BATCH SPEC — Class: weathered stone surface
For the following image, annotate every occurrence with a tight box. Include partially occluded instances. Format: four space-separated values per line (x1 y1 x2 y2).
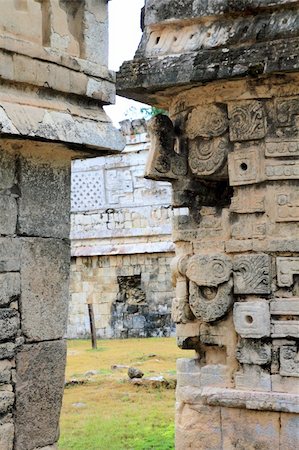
0 360 12 384
228 100 266 142
0 273 20 306
221 408 280 450
236 339 272 365
0 391 14 415
177 358 201 388
0 238 21 272
0 343 16 361
233 301 271 338
233 254 272 295
0 147 15 191
128 367 144 379
0 195 17 235
276 257 299 287
18 147 71 239
280 413 299 450
15 341 67 450
186 254 232 287
271 374 299 394
0 309 19 341
0 422 14 450
20 238 69 341
201 364 230 388
280 345 299 377
235 365 271 392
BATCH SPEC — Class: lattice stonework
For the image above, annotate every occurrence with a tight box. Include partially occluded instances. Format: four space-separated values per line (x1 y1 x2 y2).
71 171 105 212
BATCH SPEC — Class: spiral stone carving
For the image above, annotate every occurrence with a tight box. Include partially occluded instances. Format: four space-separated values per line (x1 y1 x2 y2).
188 135 229 177
228 100 266 141
186 254 232 287
186 105 228 139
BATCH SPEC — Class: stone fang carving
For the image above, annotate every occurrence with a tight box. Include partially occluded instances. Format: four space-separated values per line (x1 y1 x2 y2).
188 135 229 177
186 105 228 139
186 254 232 287
233 254 272 295
276 257 299 287
233 301 271 338
228 100 266 142
145 114 187 181
189 278 233 322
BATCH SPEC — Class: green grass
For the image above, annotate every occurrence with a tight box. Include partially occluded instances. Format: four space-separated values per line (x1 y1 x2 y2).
59 338 191 450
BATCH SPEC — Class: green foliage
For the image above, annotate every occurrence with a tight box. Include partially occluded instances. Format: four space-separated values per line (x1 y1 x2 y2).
140 106 168 119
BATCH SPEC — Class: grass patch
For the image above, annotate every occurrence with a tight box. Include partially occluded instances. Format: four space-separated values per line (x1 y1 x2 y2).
59 338 190 450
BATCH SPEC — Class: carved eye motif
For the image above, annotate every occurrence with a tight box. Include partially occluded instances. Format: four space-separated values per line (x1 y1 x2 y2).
200 286 218 301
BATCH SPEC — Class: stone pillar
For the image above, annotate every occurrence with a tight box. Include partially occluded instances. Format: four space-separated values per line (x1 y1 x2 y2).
0 1 125 449
118 1 299 448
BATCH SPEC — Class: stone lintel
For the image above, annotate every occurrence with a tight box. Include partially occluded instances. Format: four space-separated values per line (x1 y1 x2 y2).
144 0 299 26
177 386 299 413
71 241 175 257
117 37 299 105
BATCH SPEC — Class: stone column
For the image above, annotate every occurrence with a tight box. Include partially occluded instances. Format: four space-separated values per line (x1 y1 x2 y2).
118 1 299 448
0 1 125 449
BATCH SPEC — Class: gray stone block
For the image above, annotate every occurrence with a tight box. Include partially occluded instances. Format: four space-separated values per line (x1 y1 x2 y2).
0 343 16 360
18 151 71 238
0 195 17 235
236 339 272 365
0 148 15 191
0 238 21 272
0 273 20 306
15 340 67 450
0 391 14 415
0 422 14 450
0 309 19 341
280 345 299 377
20 238 70 341
0 360 12 384
233 301 270 338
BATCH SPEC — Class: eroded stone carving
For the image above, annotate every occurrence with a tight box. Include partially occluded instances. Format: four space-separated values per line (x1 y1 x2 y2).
145 114 187 181
233 254 272 295
280 345 299 377
277 257 299 286
236 339 272 365
188 135 229 178
228 101 266 142
186 105 228 139
186 254 232 287
189 278 234 322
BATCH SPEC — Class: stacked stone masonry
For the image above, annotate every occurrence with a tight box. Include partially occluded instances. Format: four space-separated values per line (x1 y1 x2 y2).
69 121 178 338
0 1 123 448
118 0 299 448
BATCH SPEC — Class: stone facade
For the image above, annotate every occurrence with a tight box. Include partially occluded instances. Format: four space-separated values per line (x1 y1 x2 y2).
69 121 177 338
0 1 123 449
118 1 299 448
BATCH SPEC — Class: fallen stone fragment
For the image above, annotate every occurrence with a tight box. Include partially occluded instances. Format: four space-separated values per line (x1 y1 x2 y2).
128 367 144 379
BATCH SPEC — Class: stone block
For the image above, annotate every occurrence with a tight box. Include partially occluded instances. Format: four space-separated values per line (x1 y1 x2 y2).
0 238 21 272
0 195 17 235
233 301 270 338
0 391 14 415
236 339 271 365
186 254 232 286
0 343 16 360
0 309 19 341
280 413 299 449
228 100 266 142
221 408 280 450
271 375 299 394
15 341 67 450
0 360 12 384
228 147 263 186
176 403 222 450
271 320 299 338
0 273 20 306
280 345 299 377
18 148 71 239
177 358 201 388
233 254 271 294
235 364 271 391
201 364 230 388
0 422 14 450
0 148 15 191
20 238 69 341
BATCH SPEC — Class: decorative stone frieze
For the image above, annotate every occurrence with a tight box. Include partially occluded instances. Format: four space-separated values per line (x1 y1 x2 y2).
118 0 299 447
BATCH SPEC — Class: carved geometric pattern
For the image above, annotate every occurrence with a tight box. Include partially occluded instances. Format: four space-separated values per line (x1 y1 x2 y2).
276 97 299 127
228 147 262 186
228 100 266 142
186 254 232 287
71 170 105 212
280 345 299 377
276 257 299 287
233 254 272 294
275 190 299 222
186 105 228 139
189 278 233 322
188 135 229 177
265 140 299 157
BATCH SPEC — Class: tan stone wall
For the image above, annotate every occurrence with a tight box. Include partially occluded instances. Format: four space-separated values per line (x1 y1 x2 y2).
68 252 175 339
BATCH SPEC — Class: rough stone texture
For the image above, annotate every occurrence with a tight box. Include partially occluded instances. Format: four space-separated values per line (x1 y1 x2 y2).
0 309 19 341
20 238 70 342
117 1 299 447
0 422 14 450
0 273 20 307
15 341 67 450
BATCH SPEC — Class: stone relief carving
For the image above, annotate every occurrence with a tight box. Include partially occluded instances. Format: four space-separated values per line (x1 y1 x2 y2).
186 105 228 139
186 254 232 287
188 135 229 178
276 257 299 286
233 254 272 295
228 100 266 142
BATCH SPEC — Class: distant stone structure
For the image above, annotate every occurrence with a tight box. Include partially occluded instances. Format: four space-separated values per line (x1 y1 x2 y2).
0 1 124 449
69 119 177 339
118 1 299 448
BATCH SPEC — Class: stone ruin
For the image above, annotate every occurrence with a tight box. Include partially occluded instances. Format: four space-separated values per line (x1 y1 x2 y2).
69 119 176 339
118 0 299 448
0 1 124 449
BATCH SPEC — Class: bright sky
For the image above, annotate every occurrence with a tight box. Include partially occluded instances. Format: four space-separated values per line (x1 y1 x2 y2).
104 0 148 126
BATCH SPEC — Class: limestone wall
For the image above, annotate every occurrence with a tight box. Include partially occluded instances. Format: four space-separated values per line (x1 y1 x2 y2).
118 1 299 448
0 0 124 448
70 122 178 338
